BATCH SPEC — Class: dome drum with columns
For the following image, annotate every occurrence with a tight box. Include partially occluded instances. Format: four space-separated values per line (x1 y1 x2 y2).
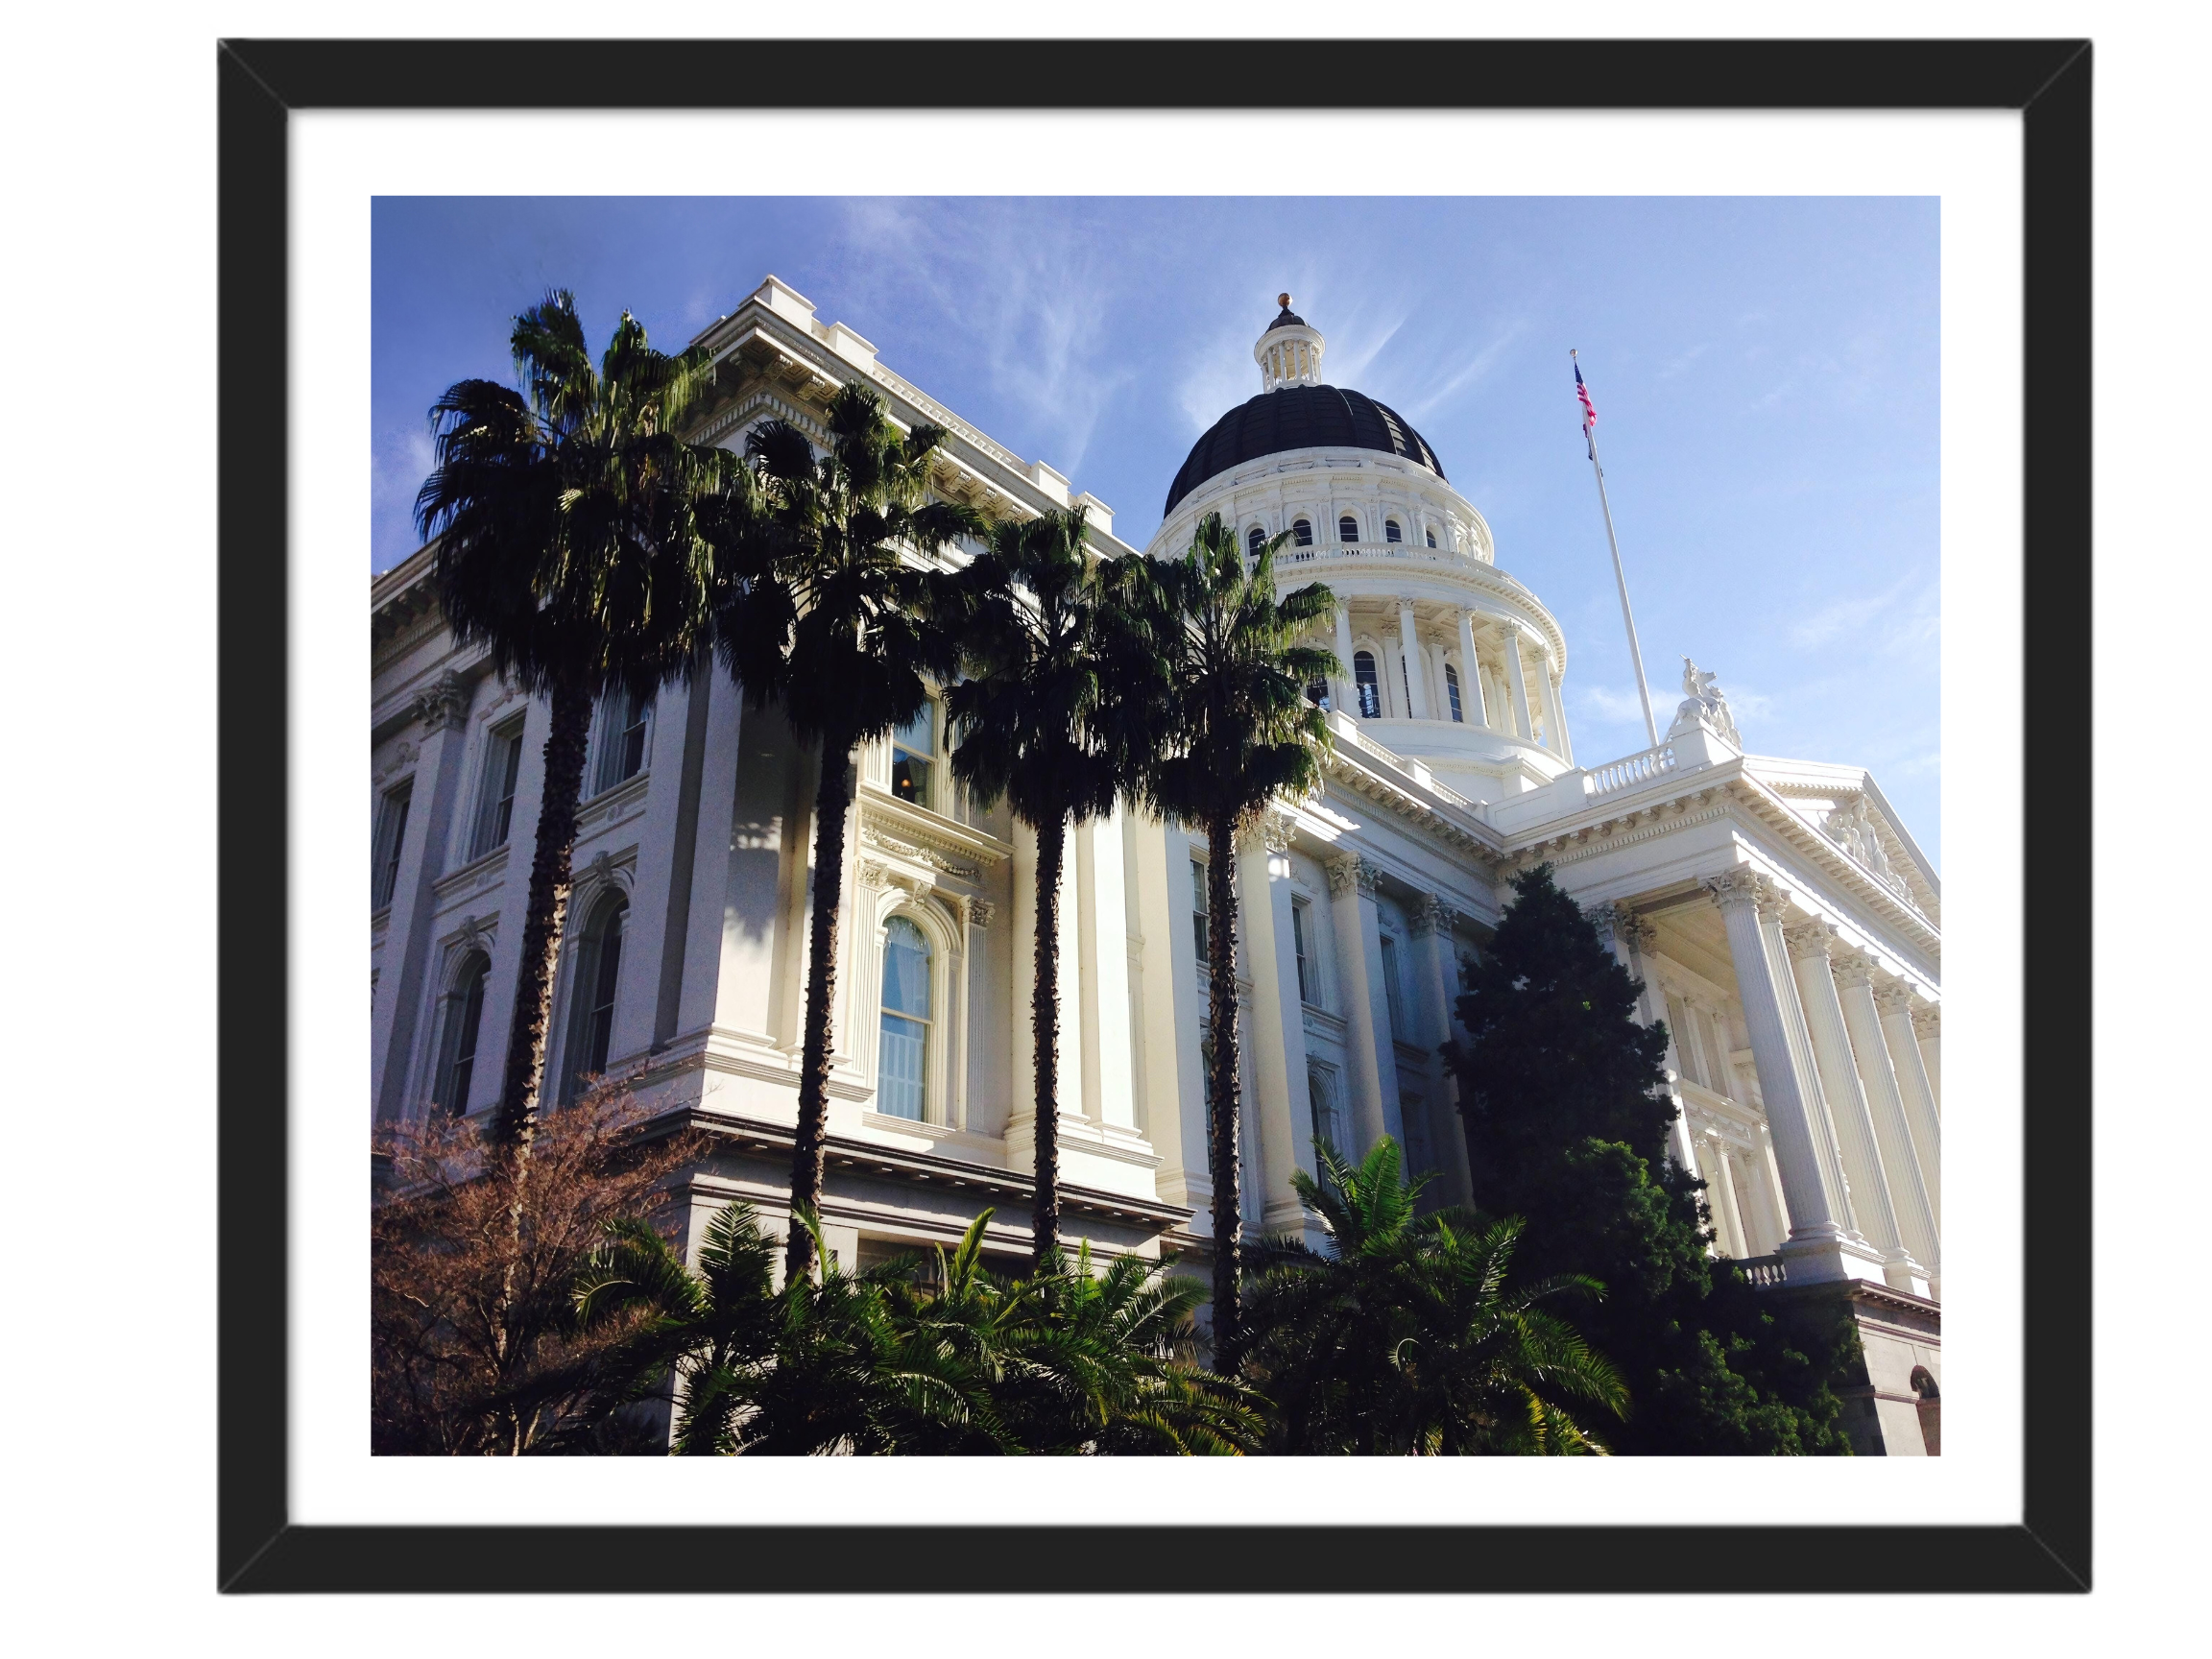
1151 300 1573 806
369 276 1943 1455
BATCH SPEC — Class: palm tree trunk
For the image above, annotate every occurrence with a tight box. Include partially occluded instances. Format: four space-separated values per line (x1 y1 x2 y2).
1204 815 1244 1359
493 676 594 1145
1028 813 1067 1272
785 738 853 1284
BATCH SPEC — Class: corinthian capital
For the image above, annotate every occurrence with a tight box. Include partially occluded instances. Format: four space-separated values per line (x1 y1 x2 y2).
1327 855 1381 899
1410 894 1455 936
1911 1001 1940 1039
1872 979 1921 1018
1700 869 1769 917
413 669 470 733
1261 807 1297 854
1782 917 1838 962
1830 947 1878 991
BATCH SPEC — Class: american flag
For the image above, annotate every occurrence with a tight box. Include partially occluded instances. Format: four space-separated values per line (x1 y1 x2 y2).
1575 360 1598 430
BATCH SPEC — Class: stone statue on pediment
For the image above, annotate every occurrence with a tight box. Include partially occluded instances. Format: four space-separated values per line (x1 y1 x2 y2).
1668 657 1741 746
1825 796 1900 889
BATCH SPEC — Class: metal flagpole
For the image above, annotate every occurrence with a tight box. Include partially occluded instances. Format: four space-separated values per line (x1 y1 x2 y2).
1574 349 1660 749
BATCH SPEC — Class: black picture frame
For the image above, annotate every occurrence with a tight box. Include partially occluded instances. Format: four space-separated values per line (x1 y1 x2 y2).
220 36 2091 1594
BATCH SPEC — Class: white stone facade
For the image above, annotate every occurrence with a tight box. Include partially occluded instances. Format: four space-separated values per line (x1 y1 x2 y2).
371 276 1943 1452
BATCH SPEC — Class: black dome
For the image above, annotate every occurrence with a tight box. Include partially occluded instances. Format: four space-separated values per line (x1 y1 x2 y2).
1165 384 1446 516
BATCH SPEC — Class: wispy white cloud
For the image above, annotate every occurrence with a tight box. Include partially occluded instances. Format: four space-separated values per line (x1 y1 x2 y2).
372 425 437 566
1657 342 1709 379
1575 683 1651 723
1402 318 1527 421
1787 572 1930 650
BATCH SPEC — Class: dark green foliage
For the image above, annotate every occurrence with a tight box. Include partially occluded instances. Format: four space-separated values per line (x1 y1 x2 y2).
1446 865 1858 1455
1240 1138 1627 1455
1109 512 1338 1353
575 1205 1259 1455
943 506 1138 1268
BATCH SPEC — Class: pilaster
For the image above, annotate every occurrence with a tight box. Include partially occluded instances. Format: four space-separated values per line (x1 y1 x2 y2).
1407 893 1475 1206
1326 854 1398 1154
1244 812 1324 1241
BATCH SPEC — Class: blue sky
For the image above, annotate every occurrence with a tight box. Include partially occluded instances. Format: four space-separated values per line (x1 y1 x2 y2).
373 195 1938 865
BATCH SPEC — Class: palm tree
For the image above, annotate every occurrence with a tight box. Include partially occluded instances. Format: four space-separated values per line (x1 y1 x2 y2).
1113 511 1336 1358
709 384 984 1284
415 291 733 1148
1241 1140 1629 1455
942 504 1134 1270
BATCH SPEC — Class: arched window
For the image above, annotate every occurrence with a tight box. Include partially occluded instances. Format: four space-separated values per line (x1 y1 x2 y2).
1353 650 1381 719
1307 673 1329 709
1911 1366 1941 1456
1309 1068 1347 1162
592 687 654 796
561 892 628 1102
1291 517 1312 547
1384 518 1403 543
432 950 490 1114
1425 527 1437 548
1445 661 1464 723
1337 514 1358 543
878 916 933 1120
1247 524 1265 555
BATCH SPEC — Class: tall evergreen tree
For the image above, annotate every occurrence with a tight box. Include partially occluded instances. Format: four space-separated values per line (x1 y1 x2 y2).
709 384 984 1284
1113 512 1336 1358
942 504 1136 1270
1446 864 1857 1455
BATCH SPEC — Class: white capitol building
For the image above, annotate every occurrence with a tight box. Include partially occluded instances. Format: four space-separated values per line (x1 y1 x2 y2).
371 277 1944 1455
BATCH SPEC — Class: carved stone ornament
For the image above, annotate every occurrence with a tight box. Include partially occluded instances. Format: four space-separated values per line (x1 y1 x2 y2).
1410 894 1454 937
1829 947 1878 990
856 858 891 890
1873 979 1922 1018
1910 1001 1939 1039
1700 869 1767 916
1823 796 1910 900
966 897 994 927
1667 656 1743 746
414 669 471 733
583 849 614 891
1261 807 1297 854
1581 901 1622 950
1782 917 1837 962
1326 855 1374 899
453 912 495 957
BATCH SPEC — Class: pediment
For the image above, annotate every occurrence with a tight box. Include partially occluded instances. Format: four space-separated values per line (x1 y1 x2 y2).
1744 757 1939 923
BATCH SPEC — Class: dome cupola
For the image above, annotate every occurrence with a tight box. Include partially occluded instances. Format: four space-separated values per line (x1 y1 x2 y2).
1256 293 1325 391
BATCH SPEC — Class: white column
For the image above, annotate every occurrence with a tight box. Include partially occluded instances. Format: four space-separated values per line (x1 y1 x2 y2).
1502 620 1536 742
371 672 473 1123
1397 598 1431 720
1075 800 1137 1130
1408 894 1475 1205
1540 648 1574 762
1787 920 1926 1293
1836 950 1939 1281
1243 812 1322 1241
1327 855 1399 1154
1702 872 1886 1284
1701 1135 1751 1258
1880 983 1944 1227
1455 608 1490 726
1911 1001 1941 1115
1428 640 1455 723
1333 601 1356 717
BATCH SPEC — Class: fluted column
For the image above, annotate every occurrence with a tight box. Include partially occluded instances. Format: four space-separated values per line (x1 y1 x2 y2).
1502 620 1536 742
1787 921 1927 1292
1702 872 1883 1283
1879 983 1944 1227
1397 598 1431 719
1334 602 1356 717
1539 647 1573 762
1703 1135 1751 1258
1911 1001 1941 1115
1408 894 1475 1205
1836 950 1939 1282
1243 811 1321 1240
1327 855 1398 1154
1455 608 1490 726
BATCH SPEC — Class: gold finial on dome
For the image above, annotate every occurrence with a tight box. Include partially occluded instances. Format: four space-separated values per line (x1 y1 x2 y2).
1278 292 1291 308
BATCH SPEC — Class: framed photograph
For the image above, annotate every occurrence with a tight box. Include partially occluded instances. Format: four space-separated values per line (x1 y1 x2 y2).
223 36 2089 1592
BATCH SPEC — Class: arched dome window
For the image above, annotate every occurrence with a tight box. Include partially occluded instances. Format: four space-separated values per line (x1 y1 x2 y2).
1384 518 1403 543
561 891 628 1103
433 950 490 1115
1425 527 1437 548
1307 671 1329 709
878 916 933 1121
1337 514 1359 543
1444 662 1464 724
1291 517 1313 547
1247 524 1265 555
1353 650 1381 719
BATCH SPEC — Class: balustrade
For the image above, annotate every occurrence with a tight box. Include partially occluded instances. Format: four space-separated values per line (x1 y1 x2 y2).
1583 743 1678 798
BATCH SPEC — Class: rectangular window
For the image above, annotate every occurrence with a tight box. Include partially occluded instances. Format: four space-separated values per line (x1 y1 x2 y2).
890 701 935 810
1446 663 1464 723
1380 933 1406 1039
372 781 412 910
471 716 525 857
1291 898 1314 1004
1190 858 1210 968
591 688 654 796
